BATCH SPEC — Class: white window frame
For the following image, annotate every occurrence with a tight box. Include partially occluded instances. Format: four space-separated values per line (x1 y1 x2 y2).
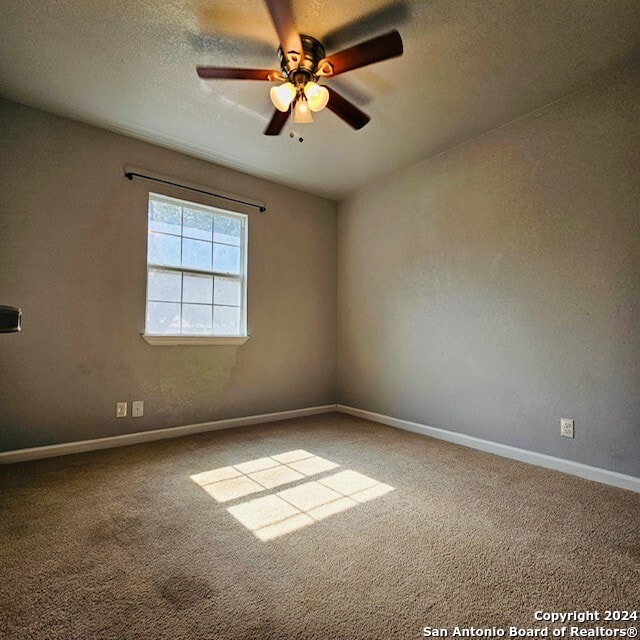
142 192 249 346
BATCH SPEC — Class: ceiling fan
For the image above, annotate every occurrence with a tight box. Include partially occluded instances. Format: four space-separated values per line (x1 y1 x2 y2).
196 0 404 136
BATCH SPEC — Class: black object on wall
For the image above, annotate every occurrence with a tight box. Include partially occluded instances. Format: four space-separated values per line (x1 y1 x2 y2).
0 305 21 332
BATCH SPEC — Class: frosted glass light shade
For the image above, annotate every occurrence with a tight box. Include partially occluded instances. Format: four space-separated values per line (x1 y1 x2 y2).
293 100 314 123
304 82 330 112
270 82 296 112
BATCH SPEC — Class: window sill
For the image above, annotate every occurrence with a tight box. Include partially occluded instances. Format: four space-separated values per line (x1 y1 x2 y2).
142 334 250 346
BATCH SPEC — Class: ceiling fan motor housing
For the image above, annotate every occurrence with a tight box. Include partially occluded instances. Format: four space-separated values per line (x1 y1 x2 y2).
278 34 326 82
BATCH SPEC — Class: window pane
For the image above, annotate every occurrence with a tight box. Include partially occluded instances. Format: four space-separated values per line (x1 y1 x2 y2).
214 214 241 246
182 304 213 335
214 305 240 335
146 195 247 339
147 269 181 302
183 274 213 304
213 243 240 274
148 232 181 267
149 200 181 235
183 207 213 241
182 238 212 271
147 301 181 334
214 277 241 306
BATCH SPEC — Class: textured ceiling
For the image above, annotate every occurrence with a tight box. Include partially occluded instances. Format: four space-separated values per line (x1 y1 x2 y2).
1 0 639 200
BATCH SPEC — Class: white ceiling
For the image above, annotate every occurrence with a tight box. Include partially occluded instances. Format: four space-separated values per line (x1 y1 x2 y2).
1 0 639 200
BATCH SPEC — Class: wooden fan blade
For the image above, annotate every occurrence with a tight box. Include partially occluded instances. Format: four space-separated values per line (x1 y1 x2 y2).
326 87 370 130
322 2 411 51
197 67 280 81
264 109 290 135
323 30 403 77
264 0 303 56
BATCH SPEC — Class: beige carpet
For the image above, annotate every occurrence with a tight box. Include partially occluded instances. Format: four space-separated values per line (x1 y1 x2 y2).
1 412 639 639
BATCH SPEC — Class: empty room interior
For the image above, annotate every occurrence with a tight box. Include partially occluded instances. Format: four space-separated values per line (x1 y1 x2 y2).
1 0 640 638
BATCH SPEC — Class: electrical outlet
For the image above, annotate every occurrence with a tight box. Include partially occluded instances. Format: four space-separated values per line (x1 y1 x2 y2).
132 401 144 418
116 402 127 418
560 418 574 438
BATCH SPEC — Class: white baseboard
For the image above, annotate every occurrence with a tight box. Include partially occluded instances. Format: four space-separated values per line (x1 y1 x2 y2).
0 404 338 465
337 405 640 494
6 403 637 494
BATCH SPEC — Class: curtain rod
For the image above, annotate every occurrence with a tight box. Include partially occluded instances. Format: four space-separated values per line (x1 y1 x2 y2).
124 171 267 213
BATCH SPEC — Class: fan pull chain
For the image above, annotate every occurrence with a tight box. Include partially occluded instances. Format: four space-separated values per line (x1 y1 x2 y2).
288 102 304 143
289 102 294 138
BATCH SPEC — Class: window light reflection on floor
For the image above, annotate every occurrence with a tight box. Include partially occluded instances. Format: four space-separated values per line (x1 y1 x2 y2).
190 450 394 541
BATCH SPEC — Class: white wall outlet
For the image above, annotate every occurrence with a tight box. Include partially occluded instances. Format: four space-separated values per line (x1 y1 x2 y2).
116 402 127 418
560 418 574 438
132 401 144 418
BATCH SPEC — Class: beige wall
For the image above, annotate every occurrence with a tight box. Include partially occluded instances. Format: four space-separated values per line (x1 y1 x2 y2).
3 61 639 476
0 99 337 451
338 63 640 477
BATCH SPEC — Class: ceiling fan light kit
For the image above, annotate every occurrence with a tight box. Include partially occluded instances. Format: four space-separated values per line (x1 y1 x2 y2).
270 81 297 111
293 98 314 124
195 0 404 136
304 82 329 112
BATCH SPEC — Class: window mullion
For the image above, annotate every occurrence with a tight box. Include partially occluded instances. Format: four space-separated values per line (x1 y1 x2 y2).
148 263 241 280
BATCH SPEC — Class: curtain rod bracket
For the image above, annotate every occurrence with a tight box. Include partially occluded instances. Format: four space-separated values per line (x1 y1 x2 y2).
124 171 266 213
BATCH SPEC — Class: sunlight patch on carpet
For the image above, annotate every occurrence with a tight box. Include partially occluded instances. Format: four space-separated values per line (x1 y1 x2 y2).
191 451 341 501
191 451 394 541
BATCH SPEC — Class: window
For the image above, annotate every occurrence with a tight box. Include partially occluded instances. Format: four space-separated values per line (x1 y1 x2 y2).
142 193 248 345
